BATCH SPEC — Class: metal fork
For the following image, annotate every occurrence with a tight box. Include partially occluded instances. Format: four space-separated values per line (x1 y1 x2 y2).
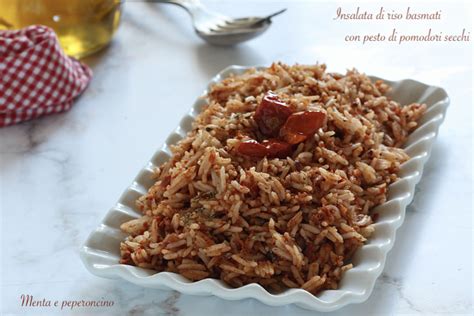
141 0 286 45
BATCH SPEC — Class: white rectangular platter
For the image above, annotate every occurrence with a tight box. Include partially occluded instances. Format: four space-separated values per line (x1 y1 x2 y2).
80 65 449 312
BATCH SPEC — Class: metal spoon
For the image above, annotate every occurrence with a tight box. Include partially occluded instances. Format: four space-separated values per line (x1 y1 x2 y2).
141 0 286 45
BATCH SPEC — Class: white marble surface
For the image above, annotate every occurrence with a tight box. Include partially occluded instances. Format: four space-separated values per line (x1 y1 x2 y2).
1 1 473 315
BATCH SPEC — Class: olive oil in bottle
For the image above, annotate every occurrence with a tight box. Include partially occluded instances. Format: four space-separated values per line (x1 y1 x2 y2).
0 0 122 58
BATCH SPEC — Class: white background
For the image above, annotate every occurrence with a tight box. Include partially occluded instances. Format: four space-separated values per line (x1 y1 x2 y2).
1 0 472 315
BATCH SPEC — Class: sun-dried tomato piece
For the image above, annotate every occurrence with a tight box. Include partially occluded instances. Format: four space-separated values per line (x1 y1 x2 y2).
280 111 326 144
237 139 293 158
281 132 307 145
236 139 269 158
262 139 293 158
254 91 293 137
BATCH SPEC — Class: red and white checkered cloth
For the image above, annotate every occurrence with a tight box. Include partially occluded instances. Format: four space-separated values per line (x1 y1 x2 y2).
0 25 92 127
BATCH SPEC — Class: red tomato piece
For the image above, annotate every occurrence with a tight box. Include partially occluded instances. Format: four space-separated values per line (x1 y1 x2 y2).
281 111 326 144
237 139 293 158
254 91 293 137
262 139 293 158
236 139 268 158
281 132 307 145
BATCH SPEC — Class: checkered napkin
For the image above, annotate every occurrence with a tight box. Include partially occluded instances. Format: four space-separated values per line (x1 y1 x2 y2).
0 25 92 127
